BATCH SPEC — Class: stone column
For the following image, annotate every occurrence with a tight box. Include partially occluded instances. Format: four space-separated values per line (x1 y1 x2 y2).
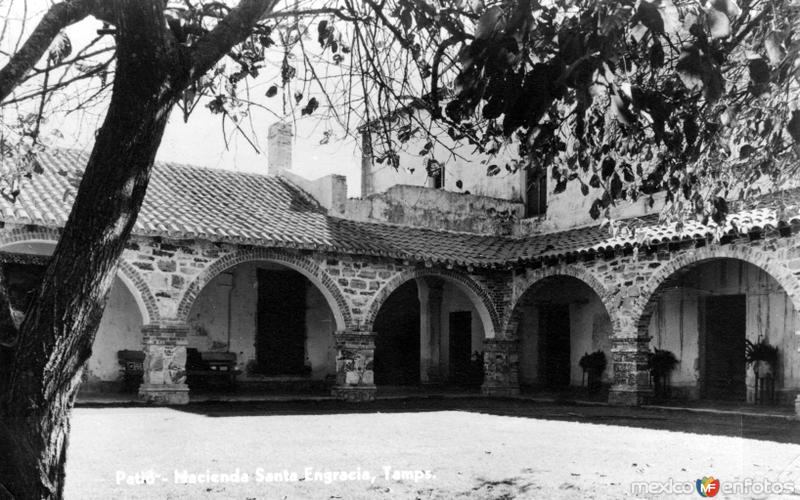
608 334 653 405
481 338 520 396
331 331 376 402
138 323 190 405
417 278 443 385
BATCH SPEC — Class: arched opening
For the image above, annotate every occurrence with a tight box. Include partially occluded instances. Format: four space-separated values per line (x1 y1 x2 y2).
86 276 144 390
186 260 337 393
372 276 487 390
0 240 146 394
643 258 799 404
512 275 614 394
374 280 420 386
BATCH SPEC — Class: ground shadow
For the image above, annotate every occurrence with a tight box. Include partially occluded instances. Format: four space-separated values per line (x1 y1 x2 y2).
84 397 800 446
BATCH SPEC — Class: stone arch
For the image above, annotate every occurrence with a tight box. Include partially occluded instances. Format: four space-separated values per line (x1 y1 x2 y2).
0 227 158 324
362 268 500 338
503 264 618 337
117 260 160 325
175 248 350 330
632 244 800 337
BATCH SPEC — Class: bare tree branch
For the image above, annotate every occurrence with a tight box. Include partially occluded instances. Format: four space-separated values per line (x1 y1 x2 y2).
187 0 280 82
0 0 98 103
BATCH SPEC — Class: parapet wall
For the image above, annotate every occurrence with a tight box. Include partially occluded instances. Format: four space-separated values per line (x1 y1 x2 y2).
344 185 525 235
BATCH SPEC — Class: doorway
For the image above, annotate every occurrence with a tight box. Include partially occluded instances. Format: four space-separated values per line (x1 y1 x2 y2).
539 304 571 388
703 294 746 400
373 281 420 385
449 311 472 385
256 269 307 375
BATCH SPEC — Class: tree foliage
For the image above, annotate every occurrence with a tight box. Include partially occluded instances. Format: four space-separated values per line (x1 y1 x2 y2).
362 0 800 225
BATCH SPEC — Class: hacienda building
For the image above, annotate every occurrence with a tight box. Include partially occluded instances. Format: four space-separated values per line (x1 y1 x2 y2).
1 122 799 415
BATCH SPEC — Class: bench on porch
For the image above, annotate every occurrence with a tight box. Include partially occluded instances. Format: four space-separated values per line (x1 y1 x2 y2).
118 350 145 393
186 349 241 390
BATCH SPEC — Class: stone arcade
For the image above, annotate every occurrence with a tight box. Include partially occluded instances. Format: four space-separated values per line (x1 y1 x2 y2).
2 123 800 415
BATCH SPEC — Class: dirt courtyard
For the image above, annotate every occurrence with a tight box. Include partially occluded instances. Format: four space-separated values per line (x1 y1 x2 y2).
64 398 800 499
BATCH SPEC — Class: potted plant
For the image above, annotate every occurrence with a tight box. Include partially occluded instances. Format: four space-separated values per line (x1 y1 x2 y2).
579 350 606 393
647 349 679 399
469 351 485 387
745 336 779 377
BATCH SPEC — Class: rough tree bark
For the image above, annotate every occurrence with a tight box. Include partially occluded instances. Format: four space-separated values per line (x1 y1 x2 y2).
0 0 279 498
0 2 180 497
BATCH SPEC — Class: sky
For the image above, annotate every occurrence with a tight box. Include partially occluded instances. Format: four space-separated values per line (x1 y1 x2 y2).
1 0 370 196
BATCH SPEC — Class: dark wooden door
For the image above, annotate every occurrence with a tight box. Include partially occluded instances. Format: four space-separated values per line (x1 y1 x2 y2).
256 269 306 375
704 295 746 400
449 311 472 385
374 281 420 385
539 304 571 388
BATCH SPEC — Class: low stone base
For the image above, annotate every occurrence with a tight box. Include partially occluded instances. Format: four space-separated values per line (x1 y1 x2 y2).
331 385 376 402
139 383 190 405
608 388 651 406
482 384 520 396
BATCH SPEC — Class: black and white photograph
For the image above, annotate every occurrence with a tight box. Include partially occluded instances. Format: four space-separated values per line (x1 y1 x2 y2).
0 0 799 498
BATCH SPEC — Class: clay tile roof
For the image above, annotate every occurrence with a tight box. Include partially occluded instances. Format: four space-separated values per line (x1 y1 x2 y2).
2 148 799 268
0 148 517 267
507 189 800 263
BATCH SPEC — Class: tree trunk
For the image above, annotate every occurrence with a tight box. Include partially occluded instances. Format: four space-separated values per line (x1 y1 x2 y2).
0 2 180 498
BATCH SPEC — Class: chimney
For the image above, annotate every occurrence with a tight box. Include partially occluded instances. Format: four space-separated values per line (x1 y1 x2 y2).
360 128 374 196
268 121 293 175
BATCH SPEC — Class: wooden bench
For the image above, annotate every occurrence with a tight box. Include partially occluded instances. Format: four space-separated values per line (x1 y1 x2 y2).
186 350 240 390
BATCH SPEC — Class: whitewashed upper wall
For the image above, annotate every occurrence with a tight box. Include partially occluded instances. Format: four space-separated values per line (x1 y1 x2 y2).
359 126 667 235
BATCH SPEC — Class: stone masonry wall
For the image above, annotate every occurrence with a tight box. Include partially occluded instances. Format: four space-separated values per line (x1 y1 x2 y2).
4 223 800 409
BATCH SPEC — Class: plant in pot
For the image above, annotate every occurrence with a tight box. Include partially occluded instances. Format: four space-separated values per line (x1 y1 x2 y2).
579 350 606 393
647 349 679 399
745 336 779 377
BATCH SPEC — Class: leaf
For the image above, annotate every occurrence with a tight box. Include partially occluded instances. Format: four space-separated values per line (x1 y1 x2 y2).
649 40 665 68
589 174 601 188
610 173 623 198
400 8 413 31
456 180 463 189
611 94 635 126
49 31 72 64
265 85 278 97
707 7 731 39
636 1 664 34
554 177 568 194
748 58 770 85
301 97 319 116
622 163 635 183
711 0 741 18
580 183 589 196
676 46 706 91
486 164 501 176
601 157 616 180
764 32 785 66
317 20 329 47
590 199 602 220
